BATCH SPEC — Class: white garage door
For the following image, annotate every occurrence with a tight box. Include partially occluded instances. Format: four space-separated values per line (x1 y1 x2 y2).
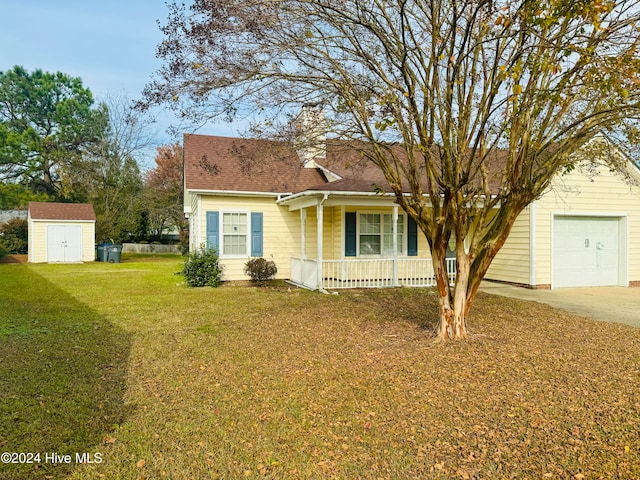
553 216 619 288
47 225 82 262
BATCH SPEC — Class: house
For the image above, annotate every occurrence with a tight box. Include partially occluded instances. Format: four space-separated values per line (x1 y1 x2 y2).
28 202 96 263
183 132 640 290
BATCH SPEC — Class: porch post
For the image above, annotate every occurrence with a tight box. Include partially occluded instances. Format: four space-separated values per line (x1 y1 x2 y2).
317 203 324 289
340 206 346 286
392 205 399 286
300 209 307 259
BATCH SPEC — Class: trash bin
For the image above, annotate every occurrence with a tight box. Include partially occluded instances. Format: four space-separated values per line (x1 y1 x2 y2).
106 244 123 263
96 243 112 262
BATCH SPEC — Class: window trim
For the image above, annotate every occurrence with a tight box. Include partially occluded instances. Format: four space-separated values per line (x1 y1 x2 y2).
355 210 407 257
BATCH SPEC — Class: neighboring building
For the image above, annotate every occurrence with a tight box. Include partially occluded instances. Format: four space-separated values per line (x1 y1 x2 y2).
28 202 96 263
183 132 640 290
0 210 27 224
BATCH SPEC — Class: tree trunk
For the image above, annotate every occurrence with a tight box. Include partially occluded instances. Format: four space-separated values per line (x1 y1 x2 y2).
430 205 525 340
433 249 470 341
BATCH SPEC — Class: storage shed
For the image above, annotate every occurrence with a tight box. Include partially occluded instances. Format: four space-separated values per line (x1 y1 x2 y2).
28 202 96 263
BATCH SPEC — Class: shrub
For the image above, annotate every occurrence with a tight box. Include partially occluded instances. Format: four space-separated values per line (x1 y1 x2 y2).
0 242 7 261
244 257 278 284
0 218 28 254
181 248 224 287
0 236 27 254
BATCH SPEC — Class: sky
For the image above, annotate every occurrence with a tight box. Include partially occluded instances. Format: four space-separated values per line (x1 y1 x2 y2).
0 0 241 163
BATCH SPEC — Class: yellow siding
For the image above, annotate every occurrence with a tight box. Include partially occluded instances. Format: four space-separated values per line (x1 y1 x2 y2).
304 208 318 259
81 223 95 262
198 195 301 281
417 227 431 259
322 206 338 260
486 207 531 285
29 221 48 263
328 207 342 260
534 163 640 286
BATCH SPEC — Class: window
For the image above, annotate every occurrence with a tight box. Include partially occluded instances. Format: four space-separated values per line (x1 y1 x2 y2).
222 212 247 255
358 212 405 255
206 211 263 257
359 213 381 254
383 214 404 254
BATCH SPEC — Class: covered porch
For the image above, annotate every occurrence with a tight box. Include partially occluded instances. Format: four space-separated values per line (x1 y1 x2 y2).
290 256 457 290
277 191 457 290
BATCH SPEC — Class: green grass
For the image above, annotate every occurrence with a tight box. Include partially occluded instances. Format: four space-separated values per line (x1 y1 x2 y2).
1 259 639 479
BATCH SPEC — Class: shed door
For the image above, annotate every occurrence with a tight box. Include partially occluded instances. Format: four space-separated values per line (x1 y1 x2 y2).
47 225 82 262
553 216 619 288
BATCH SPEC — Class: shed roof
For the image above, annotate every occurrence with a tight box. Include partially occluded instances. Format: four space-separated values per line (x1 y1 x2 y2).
29 202 96 221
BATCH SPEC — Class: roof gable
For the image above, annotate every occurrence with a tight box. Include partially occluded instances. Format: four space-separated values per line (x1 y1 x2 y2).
29 202 96 221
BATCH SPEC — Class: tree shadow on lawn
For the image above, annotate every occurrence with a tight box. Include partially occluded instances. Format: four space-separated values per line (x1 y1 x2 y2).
343 287 442 334
0 266 132 480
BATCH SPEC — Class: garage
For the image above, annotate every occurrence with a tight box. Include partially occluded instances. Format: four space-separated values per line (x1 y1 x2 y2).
28 202 96 263
553 215 622 288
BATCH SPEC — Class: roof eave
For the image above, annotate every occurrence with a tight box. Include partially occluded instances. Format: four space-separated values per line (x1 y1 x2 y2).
187 188 291 198
30 218 96 222
276 189 397 205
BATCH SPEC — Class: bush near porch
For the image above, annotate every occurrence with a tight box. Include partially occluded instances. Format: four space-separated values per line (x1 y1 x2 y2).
0 259 638 479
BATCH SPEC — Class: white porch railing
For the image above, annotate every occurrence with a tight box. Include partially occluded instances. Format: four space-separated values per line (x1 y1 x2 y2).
290 256 320 290
290 257 456 290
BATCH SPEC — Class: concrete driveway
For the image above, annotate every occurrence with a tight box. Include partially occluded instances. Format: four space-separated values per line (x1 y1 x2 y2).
479 282 640 328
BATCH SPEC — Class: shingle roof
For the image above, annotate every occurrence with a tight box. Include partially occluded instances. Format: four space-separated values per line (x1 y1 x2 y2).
183 134 328 193
29 202 96 221
183 134 506 195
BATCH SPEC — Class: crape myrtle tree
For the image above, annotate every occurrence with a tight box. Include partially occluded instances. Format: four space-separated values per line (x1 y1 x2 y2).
143 0 640 340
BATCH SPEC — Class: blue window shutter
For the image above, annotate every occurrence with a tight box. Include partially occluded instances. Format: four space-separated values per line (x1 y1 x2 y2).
251 212 263 257
407 215 418 256
206 211 219 252
345 212 356 257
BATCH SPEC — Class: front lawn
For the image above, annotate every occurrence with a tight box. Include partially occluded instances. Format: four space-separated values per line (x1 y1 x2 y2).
1 259 638 479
